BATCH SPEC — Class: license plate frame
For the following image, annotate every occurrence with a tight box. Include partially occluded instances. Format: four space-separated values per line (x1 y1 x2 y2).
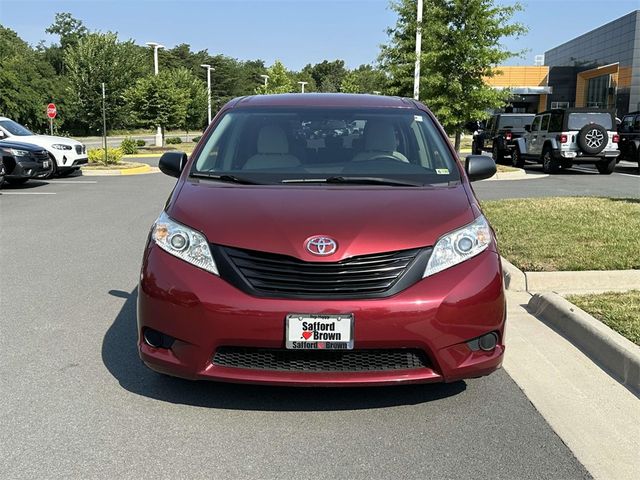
285 313 354 350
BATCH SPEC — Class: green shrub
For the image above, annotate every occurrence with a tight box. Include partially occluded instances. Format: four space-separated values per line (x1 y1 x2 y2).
136 139 146 147
120 137 138 155
88 147 124 165
192 135 202 143
166 136 183 145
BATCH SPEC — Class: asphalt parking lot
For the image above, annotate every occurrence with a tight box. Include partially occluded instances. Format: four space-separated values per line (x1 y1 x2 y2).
0 173 595 479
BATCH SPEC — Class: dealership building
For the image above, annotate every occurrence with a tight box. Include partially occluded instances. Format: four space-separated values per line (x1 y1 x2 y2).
489 10 640 116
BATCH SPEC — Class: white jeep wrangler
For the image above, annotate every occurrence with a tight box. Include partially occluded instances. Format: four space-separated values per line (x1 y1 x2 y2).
511 108 620 174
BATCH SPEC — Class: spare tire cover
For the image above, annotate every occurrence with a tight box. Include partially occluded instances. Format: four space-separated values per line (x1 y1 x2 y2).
577 124 608 154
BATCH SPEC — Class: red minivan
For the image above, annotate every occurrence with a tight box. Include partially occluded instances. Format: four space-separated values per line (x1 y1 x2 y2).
138 94 504 386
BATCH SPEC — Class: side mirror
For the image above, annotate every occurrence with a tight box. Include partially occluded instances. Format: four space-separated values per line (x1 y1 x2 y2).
159 151 187 178
465 155 496 182
524 125 531 132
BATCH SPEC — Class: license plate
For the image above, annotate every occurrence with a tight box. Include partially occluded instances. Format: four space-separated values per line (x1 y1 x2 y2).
286 314 354 350
43 161 49 168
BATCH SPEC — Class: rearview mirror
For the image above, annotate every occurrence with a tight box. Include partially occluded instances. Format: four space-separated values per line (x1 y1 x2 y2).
465 155 496 182
159 151 187 178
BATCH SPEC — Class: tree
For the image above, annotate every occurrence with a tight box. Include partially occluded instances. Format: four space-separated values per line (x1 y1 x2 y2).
255 60 293 94
341 65 387 94
65 32 146 134
45 12 88 74
169 68 208 133
302 60 348 93
379 0 527 151
0 26 61 132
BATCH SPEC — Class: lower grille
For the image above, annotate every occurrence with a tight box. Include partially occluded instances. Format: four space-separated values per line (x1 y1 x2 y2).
212 347 429 372
34 151 49 163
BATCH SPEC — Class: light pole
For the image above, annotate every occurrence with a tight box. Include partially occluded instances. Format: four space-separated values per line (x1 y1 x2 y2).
200 64 213 124
146 41 165 146
297 81 308 93
413 0 423 100
260 74 269 92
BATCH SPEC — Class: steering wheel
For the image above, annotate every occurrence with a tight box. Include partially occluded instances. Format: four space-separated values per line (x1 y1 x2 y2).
366 152 410 163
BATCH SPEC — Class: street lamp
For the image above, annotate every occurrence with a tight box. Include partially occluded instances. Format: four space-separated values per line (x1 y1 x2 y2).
297 81 308 93
146 41 165 146
413 0 423 100
200 64 213 124
260 74 269 89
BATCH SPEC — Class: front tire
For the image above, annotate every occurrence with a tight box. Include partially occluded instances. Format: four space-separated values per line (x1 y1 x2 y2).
57 168 79 178
542 146 559 174
595 158 616 175
44 153 58 179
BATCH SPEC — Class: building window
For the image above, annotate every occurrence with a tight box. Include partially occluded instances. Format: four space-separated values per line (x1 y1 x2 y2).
585 74 611 109
551 101 569 109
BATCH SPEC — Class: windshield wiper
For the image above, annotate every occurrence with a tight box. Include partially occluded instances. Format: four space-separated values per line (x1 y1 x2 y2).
190 172 263 185
282 176 424 187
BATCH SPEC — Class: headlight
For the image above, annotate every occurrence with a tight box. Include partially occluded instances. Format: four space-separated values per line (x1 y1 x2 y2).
52 144 72 150
10 149 30 157
423 215 492 278
151 211 218 275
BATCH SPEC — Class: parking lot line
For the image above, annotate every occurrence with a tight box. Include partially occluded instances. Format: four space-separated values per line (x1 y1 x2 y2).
0 192 57 195
45 180 98 184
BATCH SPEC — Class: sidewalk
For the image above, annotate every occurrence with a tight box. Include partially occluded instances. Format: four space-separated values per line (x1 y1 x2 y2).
504 290 640 480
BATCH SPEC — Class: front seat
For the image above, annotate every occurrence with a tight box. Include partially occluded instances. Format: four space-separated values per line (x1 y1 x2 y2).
243 125 301 170
351 121 409 163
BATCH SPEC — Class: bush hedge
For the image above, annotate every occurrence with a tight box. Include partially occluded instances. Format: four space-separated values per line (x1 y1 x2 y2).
166 136 182 145
120 137 138 155
88 147 124 165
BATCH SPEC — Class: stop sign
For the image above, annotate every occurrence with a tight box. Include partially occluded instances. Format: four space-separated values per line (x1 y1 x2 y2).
47 103 57 119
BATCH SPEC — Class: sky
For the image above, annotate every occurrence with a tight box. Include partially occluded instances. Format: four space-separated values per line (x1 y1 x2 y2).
0 0 638 70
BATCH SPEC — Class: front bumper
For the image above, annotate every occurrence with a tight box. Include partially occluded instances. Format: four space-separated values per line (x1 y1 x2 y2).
138 246 505 386
49 148 88 168
7 159 52 179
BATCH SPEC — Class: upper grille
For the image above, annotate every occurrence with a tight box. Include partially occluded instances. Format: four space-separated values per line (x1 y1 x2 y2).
214 245 430 299
212 347 429 372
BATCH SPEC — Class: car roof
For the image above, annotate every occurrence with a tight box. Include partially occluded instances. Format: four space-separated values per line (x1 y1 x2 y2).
538 108 615 116
496 113 535 116
231 93 418 109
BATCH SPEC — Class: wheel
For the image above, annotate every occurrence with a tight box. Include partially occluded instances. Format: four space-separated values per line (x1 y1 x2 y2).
0 159 5 189
492 143 504 164
595 158 616 175
44 153 58 179
511 147 524 168
541 146 559 174
560 160 573 169
6 178 29 185
577 124 607 155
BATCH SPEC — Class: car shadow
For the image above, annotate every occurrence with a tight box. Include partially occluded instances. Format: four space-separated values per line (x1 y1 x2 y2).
1 179 49 189
101 287 467 411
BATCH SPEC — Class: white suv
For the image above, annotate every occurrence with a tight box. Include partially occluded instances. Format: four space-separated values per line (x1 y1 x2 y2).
0 117 88 177
512 108 620 174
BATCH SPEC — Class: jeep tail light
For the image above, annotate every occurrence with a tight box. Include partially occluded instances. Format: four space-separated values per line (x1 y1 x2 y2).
504 131 512 141
612 134 619 143
558 134 568 144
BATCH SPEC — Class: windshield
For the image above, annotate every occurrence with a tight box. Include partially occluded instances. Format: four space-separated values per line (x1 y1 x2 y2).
567 112 612 130
498 115 533 129
0 119 34 136
192 108 460 185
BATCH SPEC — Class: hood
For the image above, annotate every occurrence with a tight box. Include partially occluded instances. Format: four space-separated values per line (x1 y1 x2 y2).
2 134 82 149
0 140 48 152
168 180 474 262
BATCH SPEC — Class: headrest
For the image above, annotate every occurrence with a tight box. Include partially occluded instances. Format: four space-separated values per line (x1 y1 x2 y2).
364 121 397 152
257 125 289 154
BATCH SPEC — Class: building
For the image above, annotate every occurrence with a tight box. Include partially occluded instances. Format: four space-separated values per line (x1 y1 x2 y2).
485 66 552 113
544 10 639 116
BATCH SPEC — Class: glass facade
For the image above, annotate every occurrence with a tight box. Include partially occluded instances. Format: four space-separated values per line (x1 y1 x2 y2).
545 10 639 116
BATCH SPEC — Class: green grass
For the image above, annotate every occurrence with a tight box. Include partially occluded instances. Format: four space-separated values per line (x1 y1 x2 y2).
482 197 640 271
566 291 640 345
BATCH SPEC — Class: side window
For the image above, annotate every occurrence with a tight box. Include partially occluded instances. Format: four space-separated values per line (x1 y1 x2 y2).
549 113 563 132
486 117 495 132
540 115 550 131
531 116 541 132
634 115 640 132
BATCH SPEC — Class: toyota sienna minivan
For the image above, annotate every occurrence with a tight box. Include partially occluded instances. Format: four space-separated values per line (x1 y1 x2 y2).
138 93 504 386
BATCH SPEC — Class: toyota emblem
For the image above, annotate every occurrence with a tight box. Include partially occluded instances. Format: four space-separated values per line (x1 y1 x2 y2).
306 236 338 256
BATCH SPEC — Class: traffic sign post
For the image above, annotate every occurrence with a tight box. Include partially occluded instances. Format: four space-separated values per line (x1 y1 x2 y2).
47 103 57 135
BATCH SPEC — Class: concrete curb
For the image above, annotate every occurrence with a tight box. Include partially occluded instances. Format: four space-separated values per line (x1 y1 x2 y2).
528 292 640 396
81 163 158 176
500 256 528 291
482 169 548 181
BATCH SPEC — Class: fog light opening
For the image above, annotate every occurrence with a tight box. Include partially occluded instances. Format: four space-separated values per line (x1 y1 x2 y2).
143 328 175 349
478 332 498 352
